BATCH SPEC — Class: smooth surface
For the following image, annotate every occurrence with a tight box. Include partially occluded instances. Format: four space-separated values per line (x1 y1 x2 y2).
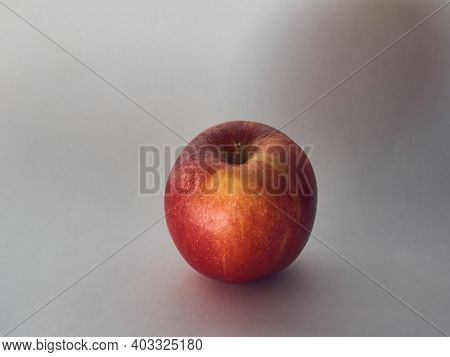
1 0 449 336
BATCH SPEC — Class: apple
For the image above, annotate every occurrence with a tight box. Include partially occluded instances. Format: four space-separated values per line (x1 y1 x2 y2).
165 121 317 283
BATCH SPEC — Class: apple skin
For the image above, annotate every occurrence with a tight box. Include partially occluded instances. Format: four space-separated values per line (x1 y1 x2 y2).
165 121 317 283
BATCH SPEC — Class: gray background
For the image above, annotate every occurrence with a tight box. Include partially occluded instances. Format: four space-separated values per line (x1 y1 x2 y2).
1 0 449 336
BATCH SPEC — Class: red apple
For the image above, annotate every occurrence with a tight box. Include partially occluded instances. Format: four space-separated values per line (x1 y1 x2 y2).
165 121 317 283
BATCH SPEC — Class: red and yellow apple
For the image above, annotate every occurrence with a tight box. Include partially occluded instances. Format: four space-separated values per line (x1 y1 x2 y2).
165 121 317 283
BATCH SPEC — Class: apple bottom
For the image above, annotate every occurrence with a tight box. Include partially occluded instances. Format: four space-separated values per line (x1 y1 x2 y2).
165 189 311 283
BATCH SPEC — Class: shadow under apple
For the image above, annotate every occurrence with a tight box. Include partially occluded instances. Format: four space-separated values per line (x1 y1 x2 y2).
159 260 321 336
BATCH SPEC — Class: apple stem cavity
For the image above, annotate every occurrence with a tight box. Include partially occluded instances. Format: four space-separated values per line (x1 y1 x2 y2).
227 139 249 165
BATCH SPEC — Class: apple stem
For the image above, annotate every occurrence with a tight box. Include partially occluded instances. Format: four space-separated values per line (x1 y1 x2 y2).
233 140 241 152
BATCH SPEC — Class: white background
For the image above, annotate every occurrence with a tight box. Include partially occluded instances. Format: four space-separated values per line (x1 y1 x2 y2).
1 337 449 356
1 0 449 336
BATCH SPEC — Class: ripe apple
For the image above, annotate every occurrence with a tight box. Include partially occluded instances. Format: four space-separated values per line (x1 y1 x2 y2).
165 121 317 283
